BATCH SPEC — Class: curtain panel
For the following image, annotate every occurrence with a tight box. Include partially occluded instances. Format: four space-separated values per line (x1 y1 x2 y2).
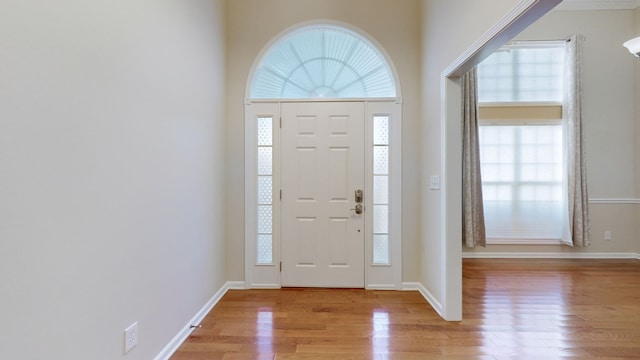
462 68 486 248
561 34 591 247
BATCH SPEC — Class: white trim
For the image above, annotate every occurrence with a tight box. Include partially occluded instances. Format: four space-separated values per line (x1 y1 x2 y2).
589 198 640 204
247 97 402 104
479 101 563 107
244 103 281 289
555 0 640 11
444 0 563 78
247 283 281 289
487 238 563 245
154 281 235 360
366 284 397 290
226 281 247 290
463 252 640 259
245 100 403 290
402 282 445 320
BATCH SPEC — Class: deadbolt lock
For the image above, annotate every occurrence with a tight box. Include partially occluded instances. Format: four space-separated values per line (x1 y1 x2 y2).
355 189 363 203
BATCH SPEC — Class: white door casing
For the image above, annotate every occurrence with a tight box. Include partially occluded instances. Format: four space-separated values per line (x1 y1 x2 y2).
280 102 365 287
244 100 402 290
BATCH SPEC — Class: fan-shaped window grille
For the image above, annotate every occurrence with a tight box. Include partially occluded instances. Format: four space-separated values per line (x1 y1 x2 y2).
250 25 397 99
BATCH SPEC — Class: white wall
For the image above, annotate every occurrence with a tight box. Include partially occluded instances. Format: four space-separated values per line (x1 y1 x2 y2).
225 0 422 282
420 0 523 316
0 1 227 359
464 9 640 256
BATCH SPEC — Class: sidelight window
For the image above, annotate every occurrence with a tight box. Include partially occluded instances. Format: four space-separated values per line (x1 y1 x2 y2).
257 116 273 264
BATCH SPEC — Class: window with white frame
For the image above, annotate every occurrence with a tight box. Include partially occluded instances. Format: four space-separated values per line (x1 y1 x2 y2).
477 41 566 244
372 115 390 264
256 116 273 264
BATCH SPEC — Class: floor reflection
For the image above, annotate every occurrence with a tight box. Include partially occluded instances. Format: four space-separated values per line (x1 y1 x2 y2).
256 308 273 353
475 269 571 355
372 309 390 355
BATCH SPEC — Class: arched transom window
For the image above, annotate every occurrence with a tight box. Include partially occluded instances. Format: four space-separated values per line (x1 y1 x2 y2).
250 25 397 99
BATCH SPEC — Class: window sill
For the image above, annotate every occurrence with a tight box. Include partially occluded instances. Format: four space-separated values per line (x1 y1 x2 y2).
486 238 563 245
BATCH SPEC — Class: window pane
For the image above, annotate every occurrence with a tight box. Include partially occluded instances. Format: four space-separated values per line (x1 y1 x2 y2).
256 116 273 265
257 176 272 205
478 45 565 103
373 205 389 234
373 116 389 145
373 146 389 174
258 147 272 175
257 235 273 264
373 235 389 264
257 117 272 146
480 124 563 239
373 175 389 204
251 26 396 98
258 205 272 234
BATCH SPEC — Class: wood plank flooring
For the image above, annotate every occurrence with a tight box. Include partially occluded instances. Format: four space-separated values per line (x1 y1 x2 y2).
171 259 640 359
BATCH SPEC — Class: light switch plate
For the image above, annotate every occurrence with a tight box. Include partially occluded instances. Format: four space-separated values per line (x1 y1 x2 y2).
124 322 138 354
430 175 440 190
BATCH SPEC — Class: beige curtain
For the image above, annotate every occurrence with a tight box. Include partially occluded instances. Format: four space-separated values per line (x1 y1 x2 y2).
462 68 486 248
561 34 591 246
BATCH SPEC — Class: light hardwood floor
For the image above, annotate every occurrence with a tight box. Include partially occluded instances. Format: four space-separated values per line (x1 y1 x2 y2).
171 259 640 359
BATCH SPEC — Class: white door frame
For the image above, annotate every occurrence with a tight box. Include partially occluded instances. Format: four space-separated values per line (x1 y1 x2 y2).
244 98 402 289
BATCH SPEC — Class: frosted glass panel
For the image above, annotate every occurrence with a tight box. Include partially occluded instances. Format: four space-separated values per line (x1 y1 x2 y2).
255 115 273 265
373 235 389 264
373 146 389 175
250 25 396 99
257 176 272 205
373 116 389 145
478 44 565 103
373 205 389 234
258 205 272 234
258 147 272 175
373 176 388 204
257 235 273 264
257 117 272 146
372 113 390 265
479 125 563 239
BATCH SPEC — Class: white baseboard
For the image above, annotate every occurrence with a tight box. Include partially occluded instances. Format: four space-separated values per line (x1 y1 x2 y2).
463 252 640 259
402 282 444 319
366 284 397 290
247 283 280 289
154 281 236 360
226 281 246 290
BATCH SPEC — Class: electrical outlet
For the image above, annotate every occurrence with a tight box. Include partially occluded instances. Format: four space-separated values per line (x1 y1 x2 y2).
124 322 138 354
604 231 612 241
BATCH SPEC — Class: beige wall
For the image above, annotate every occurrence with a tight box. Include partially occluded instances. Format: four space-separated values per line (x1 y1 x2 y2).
225 0 422 282
0 0 227 358
465 9 640 256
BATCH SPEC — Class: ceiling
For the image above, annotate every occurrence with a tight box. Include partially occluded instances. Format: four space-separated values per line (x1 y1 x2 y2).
555 0 640 10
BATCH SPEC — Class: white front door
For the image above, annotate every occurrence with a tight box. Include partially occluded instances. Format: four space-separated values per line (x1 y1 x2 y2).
281 102 365 287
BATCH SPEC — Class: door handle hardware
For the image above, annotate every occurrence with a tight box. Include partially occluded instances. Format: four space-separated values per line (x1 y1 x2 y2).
350 204 363 215
355 189 363 203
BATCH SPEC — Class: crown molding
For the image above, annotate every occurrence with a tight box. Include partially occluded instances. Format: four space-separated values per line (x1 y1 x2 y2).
555 0 640 11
